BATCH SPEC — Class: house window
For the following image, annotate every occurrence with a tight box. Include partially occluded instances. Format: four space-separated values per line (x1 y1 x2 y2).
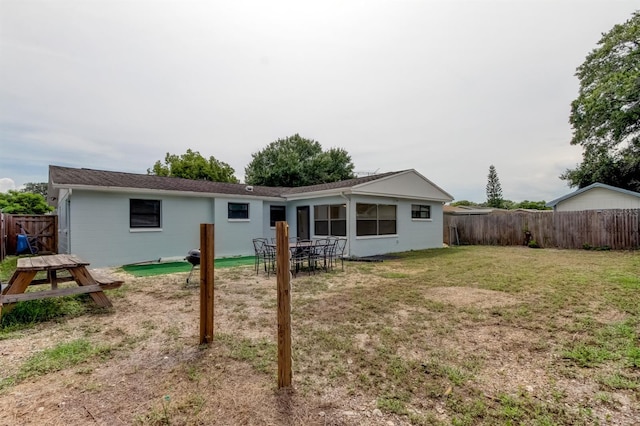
270 205 286 227
130 199 161 228
411 204 431 219
356 203 396 236
228 202 249 219
314 204 346 236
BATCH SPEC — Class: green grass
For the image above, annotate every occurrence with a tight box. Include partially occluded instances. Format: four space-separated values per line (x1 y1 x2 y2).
121 256 256 277
0 338 111 390
2 246 640 424
0 295 90 334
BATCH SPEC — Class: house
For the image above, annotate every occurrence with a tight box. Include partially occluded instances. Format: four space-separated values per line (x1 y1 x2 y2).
48 165 454 267
546 183 640 212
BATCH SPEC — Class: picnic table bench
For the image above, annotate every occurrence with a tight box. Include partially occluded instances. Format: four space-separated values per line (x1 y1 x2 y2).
0 254 124 317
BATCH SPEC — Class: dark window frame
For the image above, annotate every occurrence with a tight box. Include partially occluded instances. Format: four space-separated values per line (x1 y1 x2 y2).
228 202 249 220
269 205 286 227
356 203 397 236
314 204 347 237
411 204 431 219
130 199 161 229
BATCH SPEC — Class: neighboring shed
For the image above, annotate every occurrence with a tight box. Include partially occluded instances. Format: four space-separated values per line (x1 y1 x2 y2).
48 166 454 267
546 183 640 212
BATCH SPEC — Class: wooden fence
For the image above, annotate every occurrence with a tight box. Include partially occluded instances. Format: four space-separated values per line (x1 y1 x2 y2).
444 209 640 250
0 214 58 260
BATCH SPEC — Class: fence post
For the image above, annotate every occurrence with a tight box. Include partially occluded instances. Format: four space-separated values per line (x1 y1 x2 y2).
200 223 214 344
276 221 292 388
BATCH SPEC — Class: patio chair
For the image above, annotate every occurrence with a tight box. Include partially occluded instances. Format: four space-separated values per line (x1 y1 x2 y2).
291 239 312 277
311 238 332 272
332 238 347 271
253 238 275 276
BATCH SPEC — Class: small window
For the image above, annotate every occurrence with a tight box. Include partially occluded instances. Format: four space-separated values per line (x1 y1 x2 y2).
130 199 161 228
411 204 431 219
270 205 286 227
228 202 249 219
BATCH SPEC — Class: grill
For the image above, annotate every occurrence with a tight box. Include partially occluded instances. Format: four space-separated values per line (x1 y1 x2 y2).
185 249 200 283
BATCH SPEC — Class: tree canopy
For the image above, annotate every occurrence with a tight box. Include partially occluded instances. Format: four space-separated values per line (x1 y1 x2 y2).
0 190 54 214
244 134 355 187
148 149 239 183
486 165 504 208
563 11 640 191
21 182 48 198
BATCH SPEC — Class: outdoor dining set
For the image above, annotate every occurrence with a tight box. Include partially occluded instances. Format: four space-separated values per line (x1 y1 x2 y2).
252 237 346 277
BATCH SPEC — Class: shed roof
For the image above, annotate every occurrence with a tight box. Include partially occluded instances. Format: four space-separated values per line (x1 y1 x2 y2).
546 182 640 207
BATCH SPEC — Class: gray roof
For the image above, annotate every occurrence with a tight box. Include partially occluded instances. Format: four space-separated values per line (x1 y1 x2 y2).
546 182 640 207
48 165 410 200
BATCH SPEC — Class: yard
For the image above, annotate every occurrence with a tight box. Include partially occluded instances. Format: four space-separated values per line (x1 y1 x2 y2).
0 246 639 425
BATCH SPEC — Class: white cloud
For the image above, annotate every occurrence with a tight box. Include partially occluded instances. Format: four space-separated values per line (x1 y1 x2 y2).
0 0 635 201
0 178 17 193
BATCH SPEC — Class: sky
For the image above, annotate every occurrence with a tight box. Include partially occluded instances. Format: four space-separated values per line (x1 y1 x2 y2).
0 0 637 202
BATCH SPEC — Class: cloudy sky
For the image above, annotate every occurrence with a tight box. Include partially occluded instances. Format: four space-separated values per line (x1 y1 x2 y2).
0 0 636 202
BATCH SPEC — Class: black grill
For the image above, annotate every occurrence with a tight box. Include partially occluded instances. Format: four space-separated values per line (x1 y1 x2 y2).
186 249 200 266
185 249 200 283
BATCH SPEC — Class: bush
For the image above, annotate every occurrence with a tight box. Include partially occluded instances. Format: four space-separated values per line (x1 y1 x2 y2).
528 240 540 248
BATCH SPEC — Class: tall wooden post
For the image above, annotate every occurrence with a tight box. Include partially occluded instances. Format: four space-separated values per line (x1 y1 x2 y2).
200 223 215 344
276 221 292 388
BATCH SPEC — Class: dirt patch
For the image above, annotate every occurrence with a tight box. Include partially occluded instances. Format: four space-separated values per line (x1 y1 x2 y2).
425 286 519 308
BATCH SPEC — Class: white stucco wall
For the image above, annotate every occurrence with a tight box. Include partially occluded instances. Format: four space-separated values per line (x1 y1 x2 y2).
348 195 444 258
213 197 264 258
69 190 214 267
556 187 640 212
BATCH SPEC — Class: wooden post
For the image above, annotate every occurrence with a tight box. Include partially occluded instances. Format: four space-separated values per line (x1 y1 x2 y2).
276 221 292 388
200 223 215 344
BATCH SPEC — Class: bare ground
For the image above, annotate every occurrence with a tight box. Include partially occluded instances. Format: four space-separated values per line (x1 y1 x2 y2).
0 257 638 425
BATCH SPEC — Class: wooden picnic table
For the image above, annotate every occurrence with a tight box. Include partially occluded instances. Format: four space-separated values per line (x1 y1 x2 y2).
0 254 124 317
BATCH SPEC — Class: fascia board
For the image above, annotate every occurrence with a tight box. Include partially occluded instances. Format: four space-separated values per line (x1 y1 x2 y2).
50 184 285 201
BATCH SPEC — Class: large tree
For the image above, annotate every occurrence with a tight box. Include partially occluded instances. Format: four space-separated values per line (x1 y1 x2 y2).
148 149 239 183
21 182 48 198
563 11 640 191
486 165 504 208
244 134 355 187
0 190 53 214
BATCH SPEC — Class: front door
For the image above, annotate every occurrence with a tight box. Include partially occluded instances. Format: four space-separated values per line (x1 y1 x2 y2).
296 206 310 240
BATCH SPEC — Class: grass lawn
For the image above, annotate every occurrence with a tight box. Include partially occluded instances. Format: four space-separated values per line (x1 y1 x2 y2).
0 246 638 425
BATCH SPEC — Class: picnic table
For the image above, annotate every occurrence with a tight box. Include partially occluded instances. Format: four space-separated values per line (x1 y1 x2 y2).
0 254 123 317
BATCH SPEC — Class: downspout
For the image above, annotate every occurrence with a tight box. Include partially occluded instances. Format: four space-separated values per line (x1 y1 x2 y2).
340 192 351 257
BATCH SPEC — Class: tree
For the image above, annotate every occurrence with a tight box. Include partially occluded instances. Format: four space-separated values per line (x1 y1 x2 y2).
21 182 48 198
0 190 53 214
486 165 504 208
244 134 355 187
148 149 239 183
563 11 640 191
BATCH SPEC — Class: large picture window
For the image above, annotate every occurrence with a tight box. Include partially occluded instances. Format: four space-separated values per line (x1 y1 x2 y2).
228 202 249 219
130 199 161 228
356 203 396 236
314 204 346 236
411 204 431 219
270 205 286 227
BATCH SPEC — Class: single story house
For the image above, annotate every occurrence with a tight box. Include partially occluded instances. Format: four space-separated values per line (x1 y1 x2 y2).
48 165 454 267
546 182 640 212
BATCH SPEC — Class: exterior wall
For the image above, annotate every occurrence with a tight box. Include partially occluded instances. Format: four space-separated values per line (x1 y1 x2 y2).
355 171 451 201
262 202 288 241
68 190 214 267
556 188 640 212
213 197 264 258
348 195 444 258
56 189 71 254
